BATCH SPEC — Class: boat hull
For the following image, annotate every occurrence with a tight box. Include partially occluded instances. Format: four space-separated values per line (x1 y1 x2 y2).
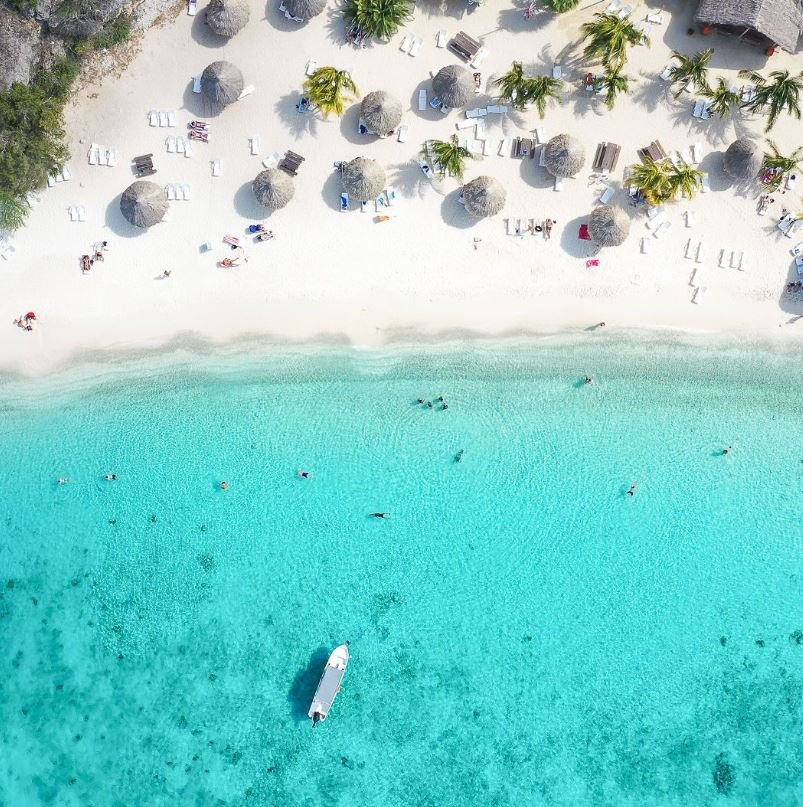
308 644 350 723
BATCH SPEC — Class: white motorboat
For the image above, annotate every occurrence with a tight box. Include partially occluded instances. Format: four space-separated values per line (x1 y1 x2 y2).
308 644 350 725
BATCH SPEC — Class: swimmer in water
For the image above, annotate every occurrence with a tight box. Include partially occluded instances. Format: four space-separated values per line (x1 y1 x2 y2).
220 481 229 490
627 483 638 497
442 403 449 410
299 470 312 479
104 474 118 481
426 401 434 409
455 450 464 463
58 477 69 485
371 512 389 519
584 376 594 385
722 446 732 455
416 398 425 404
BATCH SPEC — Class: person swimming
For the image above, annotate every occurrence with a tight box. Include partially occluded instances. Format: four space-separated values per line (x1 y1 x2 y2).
455 450 464 463
627 483 638 497
299 470 312 479
416 398 425 404
722 446 732 455
584 376 594 385
57 477 69 485
426 401 434 409
104 474 118 481
371 512 389 519
220 481 229 490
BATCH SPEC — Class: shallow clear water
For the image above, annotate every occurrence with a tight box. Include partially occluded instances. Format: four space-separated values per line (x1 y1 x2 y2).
1 338 803 806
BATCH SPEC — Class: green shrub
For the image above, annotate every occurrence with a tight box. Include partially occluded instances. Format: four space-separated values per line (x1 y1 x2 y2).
542 0 580 11
343 0 413 40
90 16 133 51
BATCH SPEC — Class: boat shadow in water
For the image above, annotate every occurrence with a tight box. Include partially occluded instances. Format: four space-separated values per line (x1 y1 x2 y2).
288 646 330 722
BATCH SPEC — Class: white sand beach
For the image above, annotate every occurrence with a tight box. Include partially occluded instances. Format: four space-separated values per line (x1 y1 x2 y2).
2 0 802 374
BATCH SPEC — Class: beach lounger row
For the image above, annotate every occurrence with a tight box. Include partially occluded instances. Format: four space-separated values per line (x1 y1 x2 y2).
149 110 177 128
88 144 118 167
716 248 746 270
165 136 194 157
165 184 192 201
67 205 87 222
47 164 72 186
692 99 712 120
399 32 423 56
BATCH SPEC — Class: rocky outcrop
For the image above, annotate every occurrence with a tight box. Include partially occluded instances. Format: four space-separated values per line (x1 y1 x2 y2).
0 5 65 90
45 0 129 39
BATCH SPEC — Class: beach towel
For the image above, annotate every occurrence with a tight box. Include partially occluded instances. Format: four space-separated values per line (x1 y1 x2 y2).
578 224 591 240
585 258 600 268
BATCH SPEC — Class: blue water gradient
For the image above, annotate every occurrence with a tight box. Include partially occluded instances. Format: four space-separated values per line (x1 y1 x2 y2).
1 338 802 805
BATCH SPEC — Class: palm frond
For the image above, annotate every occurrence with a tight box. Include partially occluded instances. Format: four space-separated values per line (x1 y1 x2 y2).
423 136 473 180
303 66 359 117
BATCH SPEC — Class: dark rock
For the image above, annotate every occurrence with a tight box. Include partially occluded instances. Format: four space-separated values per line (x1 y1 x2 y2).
45 0 128 40
713 753 735 794
0 7 66 91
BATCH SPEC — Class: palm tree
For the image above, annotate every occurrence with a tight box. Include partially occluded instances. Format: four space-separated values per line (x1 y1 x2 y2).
542 0 580 10
667 49 713 97
666 162 703 200
580 13 649 72
594 68 634 110
627 160 672 205
494 62 527 109
702 77 739 119
423 136 473 180
0 191 27 231
526 76 564 118
761 140 803 189
739 69 803 132
303 67 359 117
343 0 413 41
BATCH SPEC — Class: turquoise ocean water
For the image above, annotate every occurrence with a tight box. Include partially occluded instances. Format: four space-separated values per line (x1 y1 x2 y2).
1 337 802 806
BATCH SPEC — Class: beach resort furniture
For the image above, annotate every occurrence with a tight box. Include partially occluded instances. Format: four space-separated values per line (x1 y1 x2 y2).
685 210 695 228
304 59 318 78
149 110 159 126
184 140 193 158
700 173 710 192
778 213 796 235
107 148 117 166
193 75 202 93
409 36 423 57
640 236 651 254
474 120 485 138
0 236 16 260
554 176 563 191
167 111 177 127
552 64 562 80
262 151 281 169
357 117 369 135
659 64 673 81
535 127 546 144
718 248 728 267
695 240 704 262
498 137 511 156
469 48 488 69
437 30 448 47
791 242 803 258
692 286 707 304
250 137 260 155
239 85 255 100
680 147 693 165
646 205 664 222
176 137 185 154
97 147 108 166
279 150 305 176
634 20 651 37
77 205 86 221
606 0 621 12
68 205 78 221
787 173 798 190
212 159 222 177
418 89 427 111
465 107 487 118
399 32 414 53
360 199 370 212
61 164 72 181
166 136 177 153
515 137 534 158
639 141 667 163
456 118 476 130
668 151 681 169
482 139 492 156
159 111 168 127
538 146 546 167
188 0 197 14
599 186 614 204
732 250 744 270
166 184 176 200
419 160 434 179
593 142 621 173
487 105 507 114
690 143 702 164
397 125 408 143
647 11 664 23
449 31 481 62
652 220 671 238
88 144 99 165
340 191 349 211
223 235 240 246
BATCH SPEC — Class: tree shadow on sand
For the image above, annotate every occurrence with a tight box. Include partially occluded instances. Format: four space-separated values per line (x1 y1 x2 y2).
287 646 330 722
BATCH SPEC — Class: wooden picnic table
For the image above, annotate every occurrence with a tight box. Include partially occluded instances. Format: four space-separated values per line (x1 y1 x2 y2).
280 150 306 176
601 142 620 171
449 31 481 61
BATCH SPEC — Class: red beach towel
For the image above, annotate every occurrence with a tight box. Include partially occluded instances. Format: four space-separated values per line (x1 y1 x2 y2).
578 224 591 240
585 259 600 268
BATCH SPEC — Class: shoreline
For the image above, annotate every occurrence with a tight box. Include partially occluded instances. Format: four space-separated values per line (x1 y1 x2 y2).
2 323 803 384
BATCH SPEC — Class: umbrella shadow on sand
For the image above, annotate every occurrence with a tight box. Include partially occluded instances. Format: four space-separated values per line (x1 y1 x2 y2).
321 169 345 212
104 194 150 238
559 215 598 259
233 181 270 220
440 188 482 230
190 12 227 47
287 646 330 722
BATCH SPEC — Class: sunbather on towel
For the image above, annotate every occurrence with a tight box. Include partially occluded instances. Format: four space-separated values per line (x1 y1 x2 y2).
81 255 92 273
220 257 240 267
544 218 553 239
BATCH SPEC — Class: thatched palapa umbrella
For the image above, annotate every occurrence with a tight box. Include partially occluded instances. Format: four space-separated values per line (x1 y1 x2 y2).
544 134 585 178
361 91 403 137
284 0 326 19
201 61 245 107
341 157 386 201
589 204 630 248
253 169 295 210
206 0 250 37
432 65 475 109
462 176 506 218
723 138 762 180
120 181 168 228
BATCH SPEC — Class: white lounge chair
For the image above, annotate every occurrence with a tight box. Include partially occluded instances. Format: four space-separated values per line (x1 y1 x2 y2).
88 144 100 165
470 48 488 69
193 76 202 93
95 147 107 166
685 239 695 259
690 143 702 164
718 248 728 268
535 127 546 144
552 64 562 80
436 30 447 48
653 220 672 238
188 0 197 15
456 118 475 130
482 139 492 156
166 136 177 153
418 89 427 111
506 218 515 236
77 205 86 222
700 173 710 192
695 240 705 263
181 184 192 201
692 99 704 118
47 175 56 187
736 251 746 271
250 137 260 155
305 59 317 77
167 111 177 127
640 236 651 254
176 137 185 154
554 176 563 192
409 35 423 57
159 111 168 127
646 210 666 229
692 286 707 304
262 151 281 169
605 0 622 11
787 173 798 190
474 120 485 138
618 5 632 18
498 137 511 156
685 210 694 228
107 148 117 166
68 205 78 221
538 146 546 167
212 159 222 177
149 110 159 126
385 187 397 205
166 184 176 200
61 164 72 181
184 140 193 158
340 192 349 212
399 32 414 53
659 64 673 81
599 186 614 204
238 85 255 100
792 241 803 257
487 105 507 114
397 125 408 143
646 12 664 24
680 147 693 165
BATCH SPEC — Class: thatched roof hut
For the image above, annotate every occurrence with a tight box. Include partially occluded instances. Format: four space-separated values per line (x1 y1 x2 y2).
360 91 403 137
201 61 244 107
341 157 386 201
695 0 802 54
589 204 630 247
723 138 763 180
120 181 168 228
432 65 475 109
284 0 326 19
253 169 294 210
544 134 585 178
206 0 250 37
463 176 506 218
